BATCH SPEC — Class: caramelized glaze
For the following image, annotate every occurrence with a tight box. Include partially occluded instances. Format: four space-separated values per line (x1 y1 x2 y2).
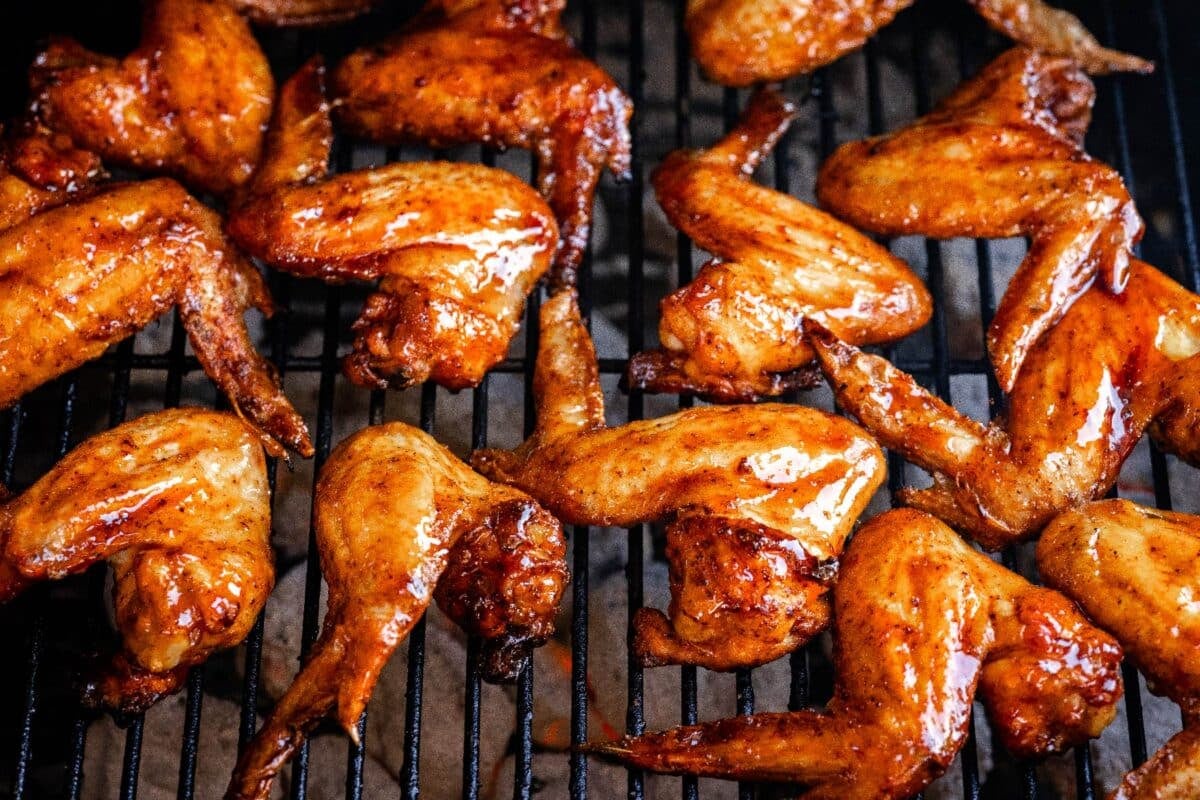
805 260 1200 548
229 0 380 26
628 88 930 402
332 0 632 288
0 409 272 714
229 60 557 392
226 422 567 800
818 47 1143 392
588 508 1122 797
475 291 884 670
686 0 1150 86
31 0 273 196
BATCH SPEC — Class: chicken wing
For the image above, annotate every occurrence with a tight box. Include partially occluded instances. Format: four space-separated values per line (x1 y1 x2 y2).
627 88 931 402
802 260 1200 549
586 508 1123 798
1039 500 1200 799
225 422 567 800
817 47 1143 392
228 59 557 391
686 0 1151 86
0 120 104 231
0 409 272 714
228 0 380 26
332 0 633 288
474 291 885 670
30 0 273 197
0 177 312 457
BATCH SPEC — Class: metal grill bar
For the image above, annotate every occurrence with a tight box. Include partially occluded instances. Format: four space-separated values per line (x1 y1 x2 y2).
4 1 1198 799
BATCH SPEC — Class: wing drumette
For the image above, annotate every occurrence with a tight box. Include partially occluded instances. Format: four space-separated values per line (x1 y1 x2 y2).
686 0 1151 87
627 88 930 402
0 174 311 457
228 59 557 392
587 508 1123 798
474 291 885 670
0 409 272 714
332 0 633 288
225 422 568 800
803 259 1200 549
1040 500 1200 799
30 0 273 197
818 47 1143 392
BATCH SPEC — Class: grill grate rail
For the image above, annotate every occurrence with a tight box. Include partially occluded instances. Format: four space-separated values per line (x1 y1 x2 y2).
3 1 1198 799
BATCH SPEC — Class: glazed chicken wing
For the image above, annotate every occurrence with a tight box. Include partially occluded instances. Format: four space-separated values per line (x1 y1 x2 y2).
1040 500 1200 799
818 47 1143 392
627 88 931 402
0 121 104 230
0 177 312 457
31 0 273 196
587 508 1123 798
803 260 1200 548
474 291 885 670
228 60 557 391
686 0 1150 87
0 409 272 714
225 422 567 800
229 0 380 26
332 0 633 288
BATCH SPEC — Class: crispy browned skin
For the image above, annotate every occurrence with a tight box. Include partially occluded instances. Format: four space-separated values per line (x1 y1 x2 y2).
587 509 1123 798
686 0 1150 86
1039 500 1200 799
474 291 885 670
818 47 1143 392
229 60 557 391
332 0 633 288
803 260 1200 549
225 422 567 800
628 88 931 402
0 178 312 457
229 0 379 26
0 409 272 714
31 0 273 196
0 121 104 231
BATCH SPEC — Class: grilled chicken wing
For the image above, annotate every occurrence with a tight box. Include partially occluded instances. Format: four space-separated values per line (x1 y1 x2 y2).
31 0 273 196
803 260 1200 549
1039 500 1200 800
0 177 312 457
0 409 271 714
0 121 104 231
229 0 380 25
332 0 633 288
627 88 931 402
228 60 557 391
225 422 567 800
818 47 1143 392
587 508 1123 798
686 0 1150 86
474 291 885 670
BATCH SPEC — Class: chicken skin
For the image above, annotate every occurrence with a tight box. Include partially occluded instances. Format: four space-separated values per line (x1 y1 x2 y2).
1039 500 1200 800
818 47 1143 392
474 291 885 670
229 0 379 26
0 121 104 231
587 508 1123 798
31 0 273 197
686 0 1151 87
803 260 1200 549
225 422 568 800
0 177 312 457
627 88 931 402
228 60 557 391
332 0 633 288
0 409 272 714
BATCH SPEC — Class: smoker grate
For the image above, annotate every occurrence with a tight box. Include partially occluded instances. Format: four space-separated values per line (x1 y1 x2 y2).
3 0 1198 798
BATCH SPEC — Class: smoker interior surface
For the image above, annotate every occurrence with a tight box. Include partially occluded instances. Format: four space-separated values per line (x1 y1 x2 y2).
1 1 1198 798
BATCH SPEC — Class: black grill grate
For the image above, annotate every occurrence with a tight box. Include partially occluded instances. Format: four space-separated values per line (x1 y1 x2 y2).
3 1 1199 798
